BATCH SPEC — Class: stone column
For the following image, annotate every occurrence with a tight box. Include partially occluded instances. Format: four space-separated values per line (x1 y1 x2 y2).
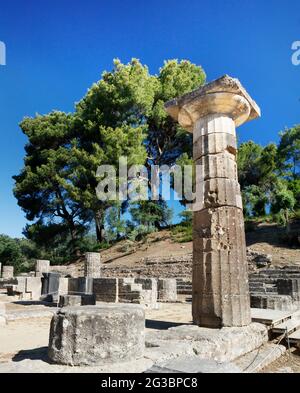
2 266 14 280
165 75 261 328
85 252 101 278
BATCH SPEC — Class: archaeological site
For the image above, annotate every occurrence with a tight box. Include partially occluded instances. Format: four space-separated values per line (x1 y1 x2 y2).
1 1 300 381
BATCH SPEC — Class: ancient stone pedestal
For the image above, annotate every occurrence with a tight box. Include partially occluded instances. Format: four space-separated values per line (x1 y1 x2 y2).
85 252 101 278
165 75 261 327
48 304 145 365
2 266 14 280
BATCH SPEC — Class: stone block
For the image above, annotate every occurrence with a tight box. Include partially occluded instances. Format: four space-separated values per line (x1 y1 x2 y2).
41 272 62 301
93 278 118 302
48 304 145 365
195 153 238 182
59 294 96 307
193 178 242 211
26 277 42 297
277 278 300 301
35 260 50 274
193 132 237 160
59 294 82 307
15 276 26 293
2 266 14 280
85 252 101 278
194 115 236 140
158 279 177 302
250 293 295 311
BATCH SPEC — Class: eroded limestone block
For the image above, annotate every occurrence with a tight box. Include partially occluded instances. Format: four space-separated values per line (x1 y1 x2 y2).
193 132 237 160
58 294 96 307
195 153 238 182
93 278 118 302
48 304 145 365
193 178 242 211
194 115 236 140
26 277 42 300
35 260 50 274
2 266 14 280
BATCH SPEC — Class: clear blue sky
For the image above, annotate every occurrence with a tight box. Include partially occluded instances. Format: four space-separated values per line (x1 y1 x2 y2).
0 0 299 237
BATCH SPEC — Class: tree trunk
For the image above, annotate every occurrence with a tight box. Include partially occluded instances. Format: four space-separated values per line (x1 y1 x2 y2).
95 210 105 243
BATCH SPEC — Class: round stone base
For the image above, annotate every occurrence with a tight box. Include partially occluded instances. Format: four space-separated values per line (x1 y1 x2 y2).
48 304 145 366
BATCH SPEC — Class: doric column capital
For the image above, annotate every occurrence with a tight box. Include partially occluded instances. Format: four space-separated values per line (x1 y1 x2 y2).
165 75 261 132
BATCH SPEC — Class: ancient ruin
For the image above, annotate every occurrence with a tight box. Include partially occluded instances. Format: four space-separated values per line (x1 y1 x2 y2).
48 304 145 366
165 75 261 328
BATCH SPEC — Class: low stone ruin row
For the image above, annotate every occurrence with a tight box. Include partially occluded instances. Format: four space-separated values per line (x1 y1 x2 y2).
1 251 300 312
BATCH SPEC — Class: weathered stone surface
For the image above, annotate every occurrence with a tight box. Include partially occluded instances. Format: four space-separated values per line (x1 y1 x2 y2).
48 304 145 366
2 266 14 280
193 207 250 327
145 323 268 363
59 294 81 307
165 75 260 328
194 115 237 138
26 277 42 300
195 153 238 182
247 248 272 269
93 278 118 302
193 178 242 211
193 132 237 160
35 260 50 274
164 75 260 131
147 356 241 373
277 278 300 301
59 294 96 307
250 293 295 311
93 277 158 308
68 277 93 295
158 279 177 302
85 252 101 278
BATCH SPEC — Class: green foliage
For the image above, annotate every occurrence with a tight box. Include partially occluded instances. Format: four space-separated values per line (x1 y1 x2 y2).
127 225 156 242
271 182 296 214
130 200 173 231
104 204 127 244
179 209 193 226
0 235 40 273
243 185 269 217
171 224 192 243
278 125 300 179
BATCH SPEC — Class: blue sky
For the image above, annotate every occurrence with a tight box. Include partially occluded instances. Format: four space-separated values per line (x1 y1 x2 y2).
0 0 299 237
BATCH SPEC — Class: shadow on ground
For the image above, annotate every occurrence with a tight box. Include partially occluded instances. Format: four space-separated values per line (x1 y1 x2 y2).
12 347 51 363
146 319 192 330
12 301 56 307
